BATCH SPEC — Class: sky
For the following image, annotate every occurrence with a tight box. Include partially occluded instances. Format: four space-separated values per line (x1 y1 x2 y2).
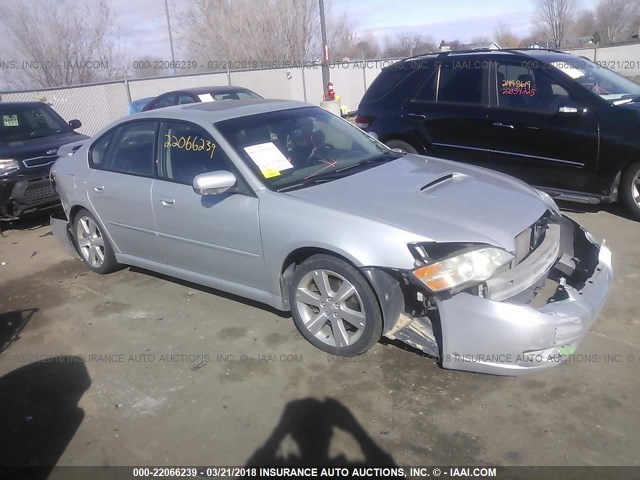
111 0 599 59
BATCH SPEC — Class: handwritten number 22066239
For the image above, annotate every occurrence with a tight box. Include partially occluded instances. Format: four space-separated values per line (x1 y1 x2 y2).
164 135 216 159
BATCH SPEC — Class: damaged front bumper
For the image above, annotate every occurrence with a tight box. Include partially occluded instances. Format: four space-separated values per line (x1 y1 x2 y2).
0 173 59 220
376 215 613 376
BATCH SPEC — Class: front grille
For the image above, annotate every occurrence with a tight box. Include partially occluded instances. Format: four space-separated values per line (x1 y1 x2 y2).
23 180 58 204
22 155 57 169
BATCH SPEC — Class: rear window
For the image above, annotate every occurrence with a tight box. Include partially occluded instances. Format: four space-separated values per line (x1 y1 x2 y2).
361 66 420 102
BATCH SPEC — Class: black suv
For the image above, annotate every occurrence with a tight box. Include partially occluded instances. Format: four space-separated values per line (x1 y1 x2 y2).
0 102 87 220
356 49 640 219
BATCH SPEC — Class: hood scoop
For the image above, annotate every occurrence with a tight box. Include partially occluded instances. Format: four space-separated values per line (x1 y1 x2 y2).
420 172 468 192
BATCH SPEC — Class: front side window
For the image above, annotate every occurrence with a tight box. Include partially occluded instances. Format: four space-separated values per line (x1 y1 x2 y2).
89 121 156 176
158 121 233 185
216 106 401 192
496 61 573 114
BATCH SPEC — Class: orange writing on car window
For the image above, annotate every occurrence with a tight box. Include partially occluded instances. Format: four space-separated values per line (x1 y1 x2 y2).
164 135 216 159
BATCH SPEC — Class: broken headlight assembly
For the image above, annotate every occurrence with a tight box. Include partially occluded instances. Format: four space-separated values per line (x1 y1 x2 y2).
411 247 514 293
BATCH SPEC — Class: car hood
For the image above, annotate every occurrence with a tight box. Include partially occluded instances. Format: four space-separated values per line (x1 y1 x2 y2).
285 155 549 251
0 131 89 159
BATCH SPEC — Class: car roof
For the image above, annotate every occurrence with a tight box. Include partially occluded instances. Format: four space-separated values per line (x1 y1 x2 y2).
127 99 312 123
0 101 49 108
160 86 256 96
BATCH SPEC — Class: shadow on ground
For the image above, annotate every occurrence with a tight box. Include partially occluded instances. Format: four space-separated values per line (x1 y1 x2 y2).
0 211 58 236
557 200 637 221
0 309 37 355
0 356 91 480
246 397 396 469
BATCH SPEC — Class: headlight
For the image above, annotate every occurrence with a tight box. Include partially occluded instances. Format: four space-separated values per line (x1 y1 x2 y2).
412 247 514 293
537 189 560 216
0 159 19 176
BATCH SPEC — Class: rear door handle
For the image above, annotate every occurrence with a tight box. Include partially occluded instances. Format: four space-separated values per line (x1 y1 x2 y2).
492 122 515 129
408 112 427 119
93 184 104 192
159 197 175 207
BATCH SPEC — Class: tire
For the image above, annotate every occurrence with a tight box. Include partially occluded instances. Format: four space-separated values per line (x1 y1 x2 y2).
385 139 419 154
289 254 383 356
620 162 640 221
73 208 119 274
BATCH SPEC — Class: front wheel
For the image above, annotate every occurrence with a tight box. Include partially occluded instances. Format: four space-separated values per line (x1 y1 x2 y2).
73 209 119 274
620 162 640 220
289 254 383 356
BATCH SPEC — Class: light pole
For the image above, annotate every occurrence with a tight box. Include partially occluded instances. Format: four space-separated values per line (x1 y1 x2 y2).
319 0 330 98
164 0 177 75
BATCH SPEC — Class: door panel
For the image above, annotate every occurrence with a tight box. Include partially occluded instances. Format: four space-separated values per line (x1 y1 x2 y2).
407 60 491 165
151 121 266 290
486 61 599 191
88 171 163 262
86 121 164 262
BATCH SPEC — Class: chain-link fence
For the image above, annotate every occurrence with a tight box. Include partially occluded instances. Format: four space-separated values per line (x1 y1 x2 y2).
0 61 392 136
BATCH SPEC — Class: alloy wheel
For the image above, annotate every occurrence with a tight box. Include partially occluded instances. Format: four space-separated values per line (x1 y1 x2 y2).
76 215 106 268
295 269 367 348
632 169 640 207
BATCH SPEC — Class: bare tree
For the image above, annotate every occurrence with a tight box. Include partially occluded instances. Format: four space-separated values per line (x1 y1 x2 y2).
0 0 123 89
179 0 360 66
494 24 522 48
595 0 640 45
534 0 579 47
382 34 435 58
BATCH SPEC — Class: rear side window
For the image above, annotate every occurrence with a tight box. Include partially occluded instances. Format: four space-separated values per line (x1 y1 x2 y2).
362 66 417 102
89 121 157 177
437 62 485 105
411 70 438 102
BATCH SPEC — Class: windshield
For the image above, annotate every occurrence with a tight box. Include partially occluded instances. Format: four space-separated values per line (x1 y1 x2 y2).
0 104 72 143
551 59 640 103
216 107 401 191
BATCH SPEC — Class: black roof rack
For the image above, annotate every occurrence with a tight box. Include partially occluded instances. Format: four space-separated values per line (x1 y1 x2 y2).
400 47 568 63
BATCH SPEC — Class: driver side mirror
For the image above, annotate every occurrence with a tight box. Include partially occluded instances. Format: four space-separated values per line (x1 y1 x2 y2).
69 119 82 129
193 171 236 196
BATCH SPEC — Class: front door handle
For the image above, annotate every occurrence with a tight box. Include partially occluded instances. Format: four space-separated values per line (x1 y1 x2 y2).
492 122 515 129
159 197 175 207
93 184 104 192
408 112 427 119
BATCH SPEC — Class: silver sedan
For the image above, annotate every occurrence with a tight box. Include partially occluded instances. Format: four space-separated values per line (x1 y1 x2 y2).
50 100 613 375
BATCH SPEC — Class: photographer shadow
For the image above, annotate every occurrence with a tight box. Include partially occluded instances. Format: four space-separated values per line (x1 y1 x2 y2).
0 356 91 480
245 397 396 468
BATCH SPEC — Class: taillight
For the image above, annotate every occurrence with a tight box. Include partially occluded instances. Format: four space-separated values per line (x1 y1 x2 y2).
355 115 371 130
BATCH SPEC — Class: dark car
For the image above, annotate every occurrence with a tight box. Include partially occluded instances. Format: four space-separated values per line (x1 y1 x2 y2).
127 96 154 115
0 102 88 220
356 49 640 219
142 86 262 112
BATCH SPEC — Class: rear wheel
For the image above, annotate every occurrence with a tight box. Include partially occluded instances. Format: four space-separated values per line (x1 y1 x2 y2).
73 209 119 274
385 139 419 154
620 162 640 220
289 254 383 356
